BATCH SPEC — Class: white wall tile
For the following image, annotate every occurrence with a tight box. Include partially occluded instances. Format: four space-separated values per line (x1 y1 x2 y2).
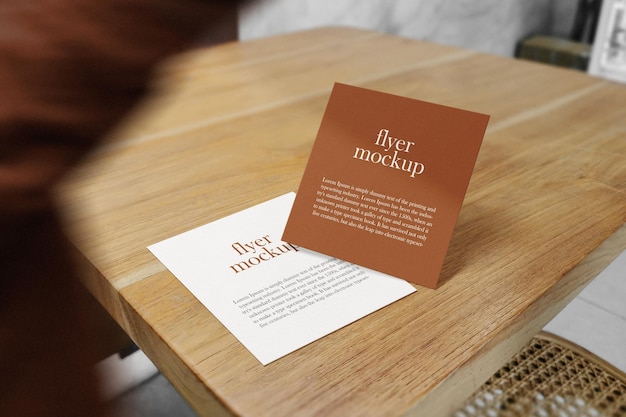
544 250 626 374
577 250 626 319
544 297 626 373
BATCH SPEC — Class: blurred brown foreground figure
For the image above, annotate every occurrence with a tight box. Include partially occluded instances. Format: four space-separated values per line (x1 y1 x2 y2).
0 1 244 415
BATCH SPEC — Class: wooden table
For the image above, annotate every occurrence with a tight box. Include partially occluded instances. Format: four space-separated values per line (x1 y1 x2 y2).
57 28 626 417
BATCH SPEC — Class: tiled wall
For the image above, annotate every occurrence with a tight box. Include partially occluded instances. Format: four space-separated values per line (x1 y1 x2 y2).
240 0 577 57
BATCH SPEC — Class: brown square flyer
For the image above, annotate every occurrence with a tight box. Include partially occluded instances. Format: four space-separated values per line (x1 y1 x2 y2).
282 83 489 288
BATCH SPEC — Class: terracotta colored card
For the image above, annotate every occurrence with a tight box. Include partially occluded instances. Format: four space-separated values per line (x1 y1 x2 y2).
282 83 489 288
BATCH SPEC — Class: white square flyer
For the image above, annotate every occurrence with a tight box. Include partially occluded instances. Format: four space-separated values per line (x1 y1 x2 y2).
148 193 416 365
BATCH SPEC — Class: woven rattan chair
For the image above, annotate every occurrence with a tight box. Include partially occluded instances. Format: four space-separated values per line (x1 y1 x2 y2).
454 332 626 417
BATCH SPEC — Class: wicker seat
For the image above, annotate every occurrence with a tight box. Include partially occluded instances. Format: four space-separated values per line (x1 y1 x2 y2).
454 332 626 417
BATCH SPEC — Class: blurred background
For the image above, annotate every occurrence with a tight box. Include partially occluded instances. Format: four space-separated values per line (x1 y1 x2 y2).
238 0 579 57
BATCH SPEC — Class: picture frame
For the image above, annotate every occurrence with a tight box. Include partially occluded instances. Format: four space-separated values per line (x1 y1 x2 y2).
588 0 626 83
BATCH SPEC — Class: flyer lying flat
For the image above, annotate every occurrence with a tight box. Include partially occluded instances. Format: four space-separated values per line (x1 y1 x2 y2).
148 193 416 365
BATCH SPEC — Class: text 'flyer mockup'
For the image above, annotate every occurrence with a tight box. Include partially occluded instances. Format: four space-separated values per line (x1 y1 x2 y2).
283 83 489 288
148 193 416 365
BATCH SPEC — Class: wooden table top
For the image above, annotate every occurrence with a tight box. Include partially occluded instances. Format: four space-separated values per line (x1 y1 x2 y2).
57 28 626 417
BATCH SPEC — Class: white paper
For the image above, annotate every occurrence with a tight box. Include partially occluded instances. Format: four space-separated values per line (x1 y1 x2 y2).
589 0 626 83
148 193 416 365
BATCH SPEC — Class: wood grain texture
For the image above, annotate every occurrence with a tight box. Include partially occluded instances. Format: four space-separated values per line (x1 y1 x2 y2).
56 28 626 417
